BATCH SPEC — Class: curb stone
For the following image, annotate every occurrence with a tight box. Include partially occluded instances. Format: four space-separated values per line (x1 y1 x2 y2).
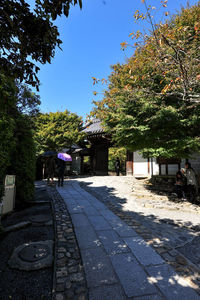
48 185 88 300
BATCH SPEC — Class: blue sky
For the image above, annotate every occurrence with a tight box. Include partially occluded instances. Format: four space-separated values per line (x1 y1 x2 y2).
35 0 198 119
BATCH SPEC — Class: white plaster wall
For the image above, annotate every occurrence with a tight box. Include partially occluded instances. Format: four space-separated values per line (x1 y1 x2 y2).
151 158 159 176
134 152 148 176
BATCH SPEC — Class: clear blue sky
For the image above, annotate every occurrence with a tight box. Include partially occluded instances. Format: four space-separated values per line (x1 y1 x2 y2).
34 0 198 119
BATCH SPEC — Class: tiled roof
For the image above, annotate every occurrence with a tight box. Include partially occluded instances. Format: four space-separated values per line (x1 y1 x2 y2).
83 119 104 134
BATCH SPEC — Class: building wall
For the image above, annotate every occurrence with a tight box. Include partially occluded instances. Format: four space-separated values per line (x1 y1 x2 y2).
127 151 200 177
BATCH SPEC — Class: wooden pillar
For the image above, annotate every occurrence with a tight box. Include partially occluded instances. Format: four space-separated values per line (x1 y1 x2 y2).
126 151 133 176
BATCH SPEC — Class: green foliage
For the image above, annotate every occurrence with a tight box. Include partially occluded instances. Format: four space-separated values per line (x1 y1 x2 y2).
9 115 36 203
108 147 126 172
0 115 15 201
0 0 82 89
0 75 40 203
92 3 200 158
34 110 84 154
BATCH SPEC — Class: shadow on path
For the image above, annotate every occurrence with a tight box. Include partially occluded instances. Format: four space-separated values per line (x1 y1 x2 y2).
76 179 200 295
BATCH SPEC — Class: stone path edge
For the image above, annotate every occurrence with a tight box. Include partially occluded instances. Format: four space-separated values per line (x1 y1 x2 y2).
48 185 88 300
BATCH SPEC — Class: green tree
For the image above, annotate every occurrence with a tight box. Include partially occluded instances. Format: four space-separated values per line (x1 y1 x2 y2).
92 3 200 158
0 0 82 89
108 147 126 172
0 75 40 204
34 110 84 154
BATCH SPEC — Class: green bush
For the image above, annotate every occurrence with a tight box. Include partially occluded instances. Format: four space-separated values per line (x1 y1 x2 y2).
9 115 36 204
0 75 39 205
0 115 15 202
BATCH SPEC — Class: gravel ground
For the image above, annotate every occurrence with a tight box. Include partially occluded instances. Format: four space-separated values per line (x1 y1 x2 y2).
76 176 200 227
0 187 54 300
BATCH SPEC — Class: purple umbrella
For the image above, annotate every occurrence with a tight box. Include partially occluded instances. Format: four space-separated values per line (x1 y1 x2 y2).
57 153 72 162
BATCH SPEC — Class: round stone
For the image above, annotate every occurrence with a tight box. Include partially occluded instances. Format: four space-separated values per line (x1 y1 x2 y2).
18 244 50 262
8 240 53 270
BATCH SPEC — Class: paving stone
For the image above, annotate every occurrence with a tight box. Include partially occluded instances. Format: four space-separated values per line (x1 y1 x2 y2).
146 264 200 300
65 280 72 289
100 209 121 221
161 252 176 263
81 247 118 288
89 284 126 300
90 199 107 211
132 294 164 299
71 214 90 228
112 221 139 238
175 255 188 266
83 206 100 217
55 293 65 300
70 273 84 283
74 226 101 250
178 236 200 267
66 202 83 214
124 237 165 266
110 252 158 297
97 230 129 255
76 199 91 208
88 216 112 231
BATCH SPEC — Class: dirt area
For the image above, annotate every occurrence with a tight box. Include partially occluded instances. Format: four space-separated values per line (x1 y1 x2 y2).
0 185 54 300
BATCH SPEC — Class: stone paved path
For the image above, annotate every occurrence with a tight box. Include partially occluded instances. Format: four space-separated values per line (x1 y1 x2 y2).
56 180 200 300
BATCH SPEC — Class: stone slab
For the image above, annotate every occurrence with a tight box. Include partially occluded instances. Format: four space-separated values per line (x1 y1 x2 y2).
124 237 165 266
100 209 121 222
76 199 91 208
66 202 83 214
178 236 200 267
97 230 129 255
83 206 100 217
89 284 126 300
132 295 164 300
81 247 118 288
146 264 200 300
90 200 107 211
110 219 139 237
88 216 112 231
71 213 90 228
110 253 158 297
74 226 101 249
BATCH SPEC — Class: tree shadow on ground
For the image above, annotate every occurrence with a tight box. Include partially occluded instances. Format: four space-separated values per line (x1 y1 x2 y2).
74 179 200 296
142 177 200 206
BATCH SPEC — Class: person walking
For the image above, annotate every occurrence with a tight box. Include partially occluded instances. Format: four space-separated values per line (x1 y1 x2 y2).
57 158 66 187
46 156 56 183
184 162 197 203
115 157 120 176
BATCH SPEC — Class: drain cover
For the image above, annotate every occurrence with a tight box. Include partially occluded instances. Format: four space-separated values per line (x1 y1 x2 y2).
19 244 50 262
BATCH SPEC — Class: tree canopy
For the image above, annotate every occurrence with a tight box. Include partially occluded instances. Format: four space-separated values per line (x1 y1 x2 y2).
34 110 84 154
92 3 200 158
0 0 82 89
